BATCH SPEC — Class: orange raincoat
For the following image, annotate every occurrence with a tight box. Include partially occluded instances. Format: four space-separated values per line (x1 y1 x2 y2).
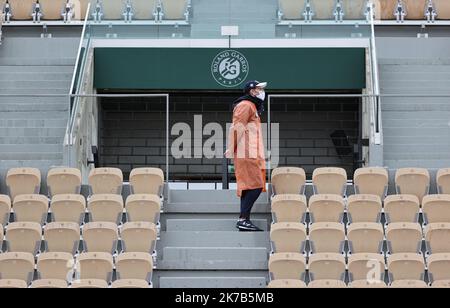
226 100 266 197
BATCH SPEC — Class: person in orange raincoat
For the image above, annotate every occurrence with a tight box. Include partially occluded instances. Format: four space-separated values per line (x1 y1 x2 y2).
225 80 267 231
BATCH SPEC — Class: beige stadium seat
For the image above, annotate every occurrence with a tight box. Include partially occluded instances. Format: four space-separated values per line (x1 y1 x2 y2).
111 279 150 288
313 0 335 20
50 194 86 224
0 252 35 283
434 0 450 19
428 253 450 283
373 0 396 20
5 222 42 255
88 194 123 224
44 222 80 254
267 279 306 288
270 222 306 253
8 0 35 20
432 280 450 288
308 279 346 288
6 167 41 201
395 168 430 204
130 0 158 20
308 253 346 281
120 222 157 253
309 222 345 254
130 167 164 195
97 0 123 19
425 223 450 254
125 194 161 224
88 167 123 195
268 252 306 280
347 223 384 254
271 167 306 195
115 252 153 281
386 222 423 254
0 279 28 288
348 253 386 282
271 194 307 223
390 280 428 288
76 252 113 282
47 167 81 196
347 194 382 224
384 194 420 223
70 279 108 288
353 167 388 199
37 252 74 281
72 0 90 20
308 194 345 224
437 168 450 194
160 0 189 20
422 194 450 224
0 195 11 226
278 0 306 20
0 223 3 251
403 0 426 19
312 167 347 196
39 0 66 19
387 253 425 282
82 222 118 253
30 279 68 288
12 194 48 224
342 0 367 20
349 280 387 288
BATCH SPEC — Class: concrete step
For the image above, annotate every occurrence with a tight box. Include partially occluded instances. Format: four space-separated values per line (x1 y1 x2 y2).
166 219 268 231
0 152 63 160
380 80 450 89
159 247 268 270
169 189 269 203
0 103 69 112
0 80 71 89
0 136 63 144
0 58 76 66
0 119 67 128
0 65 75 73
158 231 270 248
0 72 73 81
0 89 68 95
380 72 450 81
0 96 69 104
157 274 268 288
165 202 271 214
0 127 66 137
0 111 68 119
0 144 64 153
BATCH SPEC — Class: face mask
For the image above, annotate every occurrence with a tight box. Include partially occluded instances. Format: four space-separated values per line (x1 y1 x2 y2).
256 90 265 101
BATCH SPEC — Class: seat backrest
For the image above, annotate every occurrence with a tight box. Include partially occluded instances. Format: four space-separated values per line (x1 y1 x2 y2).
271 194 307 223
308 253 346 280
82 222 118 253
161 0 188 20
434 0 450 19
0 279 28 288
428 253 450 282
353 167 388 199
47 167 82 196
88 194 124 223
70 279 108 288
13 194 48 224
308 194 344 223
422 194 450 224
0 252 35 282
278 0 306 20
268 252 305 280
347 223 384 253
44 222 80 253
395 168 430 204
125 194 161 223
403 0 427 19
98 0 123 19
129 167 164 195
342 0 367 19
6 167 41 200
76 252 114 281
349 280 387 288
388 253 425 281
0 195 11 226
5 222 42 254
120 222 157 253
347 194 382 223
270 222 306 253
308 279 347 288
313 0 337 19
390 280 428 288
30 279 68 288
37 252 74 280
348 253 385 281
8 0 36 20
72 0 90 19
384 194 420 223
88 167 123 195
111 279 149 288
115 252 153 280
437 168 450 194
386 222 423 254
312 167 347 195
39 0 66 19
267 279 306 288
50 194 86 223
309 222 345 253
425 223 450 254
271 167 306 195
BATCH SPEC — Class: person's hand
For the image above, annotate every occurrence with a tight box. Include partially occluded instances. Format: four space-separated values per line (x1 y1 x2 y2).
224 149 233 159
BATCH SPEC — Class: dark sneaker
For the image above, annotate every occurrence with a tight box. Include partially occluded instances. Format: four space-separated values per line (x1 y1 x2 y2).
236 219 262 232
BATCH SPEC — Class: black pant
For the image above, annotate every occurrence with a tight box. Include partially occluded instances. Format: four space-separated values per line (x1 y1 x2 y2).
240 188 263 219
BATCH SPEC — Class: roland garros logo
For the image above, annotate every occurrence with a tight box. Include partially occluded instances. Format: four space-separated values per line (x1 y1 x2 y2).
211 50 249 87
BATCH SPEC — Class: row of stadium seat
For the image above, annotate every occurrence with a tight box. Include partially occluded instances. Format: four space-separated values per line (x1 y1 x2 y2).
278 0 450 21
268 252 450 285
268 278 447 288
2 166 164 200
0 0 189 21
271 166 450 201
